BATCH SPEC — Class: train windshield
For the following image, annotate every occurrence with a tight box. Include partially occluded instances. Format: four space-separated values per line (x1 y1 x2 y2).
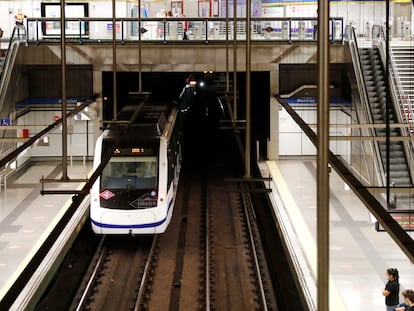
101 156 158 190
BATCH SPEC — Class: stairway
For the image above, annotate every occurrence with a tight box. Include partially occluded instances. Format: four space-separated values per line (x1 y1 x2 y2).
391 45 414 110
359 47 412 208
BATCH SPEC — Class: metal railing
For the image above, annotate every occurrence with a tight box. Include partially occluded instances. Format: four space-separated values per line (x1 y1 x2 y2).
0 26 27 156
375 25 414 186
24 16 344 44
375 25 413 127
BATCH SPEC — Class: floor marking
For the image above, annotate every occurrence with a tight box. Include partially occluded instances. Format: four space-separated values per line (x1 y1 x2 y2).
266 161 348 311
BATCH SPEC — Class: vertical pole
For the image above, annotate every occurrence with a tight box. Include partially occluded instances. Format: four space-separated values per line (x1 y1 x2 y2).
245 0 251 178
86 120 89 159
112 0 118 119
233 0 238 119
317 0 330 309
60 0 68 180
225 0 229 94
138 0 142 93
385 0 390 208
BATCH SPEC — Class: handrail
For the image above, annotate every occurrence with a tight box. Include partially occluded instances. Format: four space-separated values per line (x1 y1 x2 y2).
0 95 98 171
345 25 386 186
279 85 317 98
0 26 27 154
25 16 344 44
0 26 27 115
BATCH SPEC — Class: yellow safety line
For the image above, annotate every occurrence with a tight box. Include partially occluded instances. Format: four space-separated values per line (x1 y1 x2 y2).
266 160 347 311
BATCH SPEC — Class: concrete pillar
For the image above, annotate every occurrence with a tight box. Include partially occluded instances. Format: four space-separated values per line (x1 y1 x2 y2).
268 66 279 160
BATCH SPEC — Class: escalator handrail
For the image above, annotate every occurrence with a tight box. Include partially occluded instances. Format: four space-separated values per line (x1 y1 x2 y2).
0 27 26 155
375 25 414 186
0 26 26 113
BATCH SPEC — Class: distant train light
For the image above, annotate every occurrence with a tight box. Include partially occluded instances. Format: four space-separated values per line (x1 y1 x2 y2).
189 80 197 86
199 81 205 87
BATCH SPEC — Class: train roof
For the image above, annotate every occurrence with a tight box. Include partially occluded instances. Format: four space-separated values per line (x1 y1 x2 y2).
103 103 175 143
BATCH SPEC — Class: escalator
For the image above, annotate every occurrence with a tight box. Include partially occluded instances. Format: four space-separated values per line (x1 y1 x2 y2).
359 47 413 208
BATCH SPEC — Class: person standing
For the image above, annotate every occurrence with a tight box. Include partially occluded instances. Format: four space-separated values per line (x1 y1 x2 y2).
383 268 400 311
404 290 414 311
396 290 414 311
14 9 27 37
14 9 27 26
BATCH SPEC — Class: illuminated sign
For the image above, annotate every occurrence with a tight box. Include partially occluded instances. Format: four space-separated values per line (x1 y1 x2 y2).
132 148 145 153
0 118 10 126
111 147 154 156
41 3 89 37
376 213 414 232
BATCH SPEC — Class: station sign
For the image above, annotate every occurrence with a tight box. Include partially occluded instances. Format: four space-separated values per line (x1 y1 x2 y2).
0 118 11 126
74 102 97 121
107 23 121 31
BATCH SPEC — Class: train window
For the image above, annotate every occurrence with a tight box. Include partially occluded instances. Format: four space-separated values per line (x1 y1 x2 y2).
101 156 158 189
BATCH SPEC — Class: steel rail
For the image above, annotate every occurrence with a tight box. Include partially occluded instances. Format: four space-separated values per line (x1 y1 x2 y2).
205 182 210 311
74 236 107 311
134 236 158 311
240 190 268 311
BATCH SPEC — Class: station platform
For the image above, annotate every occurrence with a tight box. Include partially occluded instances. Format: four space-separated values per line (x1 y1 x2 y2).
259 158 414 310
0 157 413 310
0 160 92 301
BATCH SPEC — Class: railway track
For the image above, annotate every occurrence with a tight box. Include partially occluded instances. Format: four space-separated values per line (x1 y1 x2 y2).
203 170 277 310
141 106 277 310
34 98 309 311
72 235 158 310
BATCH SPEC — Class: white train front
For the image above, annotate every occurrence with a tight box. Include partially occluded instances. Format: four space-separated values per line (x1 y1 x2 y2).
90 102 182 234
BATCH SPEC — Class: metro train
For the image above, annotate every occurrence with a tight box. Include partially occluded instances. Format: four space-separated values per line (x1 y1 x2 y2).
90 97 182 234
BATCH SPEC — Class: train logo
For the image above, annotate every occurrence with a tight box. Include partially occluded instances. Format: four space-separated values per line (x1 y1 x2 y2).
130 193 158 209
99 189 115 200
